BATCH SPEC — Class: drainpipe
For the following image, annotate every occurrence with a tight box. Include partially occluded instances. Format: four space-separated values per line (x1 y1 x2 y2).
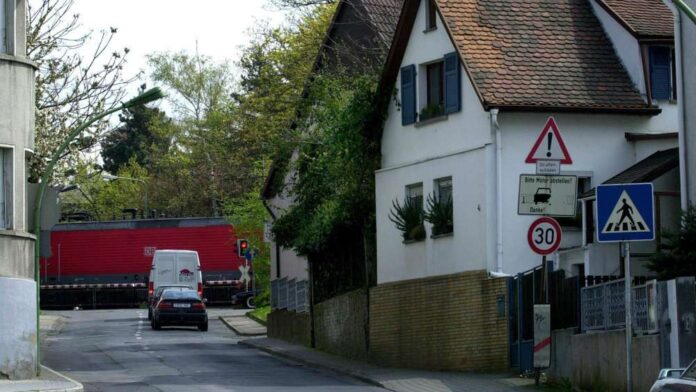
490 108 504 273
671 3 689 209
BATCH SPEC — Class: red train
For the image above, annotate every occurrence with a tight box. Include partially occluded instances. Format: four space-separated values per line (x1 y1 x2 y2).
40 217 245 285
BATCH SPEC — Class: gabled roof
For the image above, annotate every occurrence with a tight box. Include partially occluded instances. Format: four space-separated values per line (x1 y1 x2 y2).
581 148 679 198
379 0 660 114
262 0 403 200
595 0 674 39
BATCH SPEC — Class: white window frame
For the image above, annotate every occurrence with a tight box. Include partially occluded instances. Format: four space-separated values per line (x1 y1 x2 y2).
406 182 423 208
0 146 14 229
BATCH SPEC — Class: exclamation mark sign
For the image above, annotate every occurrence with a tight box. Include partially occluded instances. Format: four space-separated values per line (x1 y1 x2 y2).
546 132 553 158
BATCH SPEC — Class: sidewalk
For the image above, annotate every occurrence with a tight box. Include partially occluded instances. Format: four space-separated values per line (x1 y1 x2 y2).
220 315 267 336
0 314 83 392
240 337 537 392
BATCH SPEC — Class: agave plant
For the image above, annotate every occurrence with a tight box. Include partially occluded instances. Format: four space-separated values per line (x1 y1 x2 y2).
388 197 425 241
424 191 453 236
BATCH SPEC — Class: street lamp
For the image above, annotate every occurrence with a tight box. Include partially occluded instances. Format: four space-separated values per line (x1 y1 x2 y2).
31 87 164 374
102 173 149 218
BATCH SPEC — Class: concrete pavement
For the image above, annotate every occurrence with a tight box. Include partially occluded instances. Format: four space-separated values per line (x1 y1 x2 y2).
220 315 267 336
240 338 538 392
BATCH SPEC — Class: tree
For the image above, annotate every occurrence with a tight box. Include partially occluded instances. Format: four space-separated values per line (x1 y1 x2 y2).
648 206 696 280
27 0 133 182
101 86 171 174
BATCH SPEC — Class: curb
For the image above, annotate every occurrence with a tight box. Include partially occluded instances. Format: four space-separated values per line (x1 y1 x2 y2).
245 312 267 326
218 317 266 336
41 366 83 392
238 340 390 391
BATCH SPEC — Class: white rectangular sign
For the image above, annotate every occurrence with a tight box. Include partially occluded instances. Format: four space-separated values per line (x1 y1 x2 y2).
518 175 578 217
536 160 561 175
533 304 551 368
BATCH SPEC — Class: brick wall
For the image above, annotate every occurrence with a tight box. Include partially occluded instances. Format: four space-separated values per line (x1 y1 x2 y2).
369 270 509 371
267 309 311 347
314 288 368 360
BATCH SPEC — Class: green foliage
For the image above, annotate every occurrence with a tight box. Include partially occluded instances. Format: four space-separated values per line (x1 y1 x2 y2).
424 192 453 236
224 192 271 307
28 0 133 183
648 206 696 279
271 72 383 254
388 197 426 242
248 306 270 325
419 104 444 121
101 86 170 174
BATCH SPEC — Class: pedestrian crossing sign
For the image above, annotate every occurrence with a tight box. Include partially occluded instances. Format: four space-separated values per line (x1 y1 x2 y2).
596 183 655 243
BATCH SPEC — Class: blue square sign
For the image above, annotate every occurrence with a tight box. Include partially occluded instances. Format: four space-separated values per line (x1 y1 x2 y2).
596 183 655 243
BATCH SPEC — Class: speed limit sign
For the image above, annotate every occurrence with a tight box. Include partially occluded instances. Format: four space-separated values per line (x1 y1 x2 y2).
527 217 562 255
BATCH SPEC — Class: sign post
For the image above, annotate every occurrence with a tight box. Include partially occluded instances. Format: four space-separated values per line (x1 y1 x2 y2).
521 117 573 380
596 183 655 392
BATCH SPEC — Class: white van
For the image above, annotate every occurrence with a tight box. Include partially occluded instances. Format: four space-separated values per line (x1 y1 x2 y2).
148 250 203 300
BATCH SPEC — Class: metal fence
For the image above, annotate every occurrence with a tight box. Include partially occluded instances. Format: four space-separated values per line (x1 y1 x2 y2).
581 278 658 333
271 278 309 313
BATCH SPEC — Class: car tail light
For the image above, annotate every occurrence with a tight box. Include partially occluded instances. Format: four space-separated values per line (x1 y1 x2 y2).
193 302 205 310
148 282 154 296
198 282 203 298
157 301 172 309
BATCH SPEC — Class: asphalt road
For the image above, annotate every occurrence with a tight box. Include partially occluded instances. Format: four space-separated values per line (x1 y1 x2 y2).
42 308 383 392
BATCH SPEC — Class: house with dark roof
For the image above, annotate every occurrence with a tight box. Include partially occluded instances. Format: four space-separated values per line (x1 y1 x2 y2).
371 0 680 371
261 0 403 347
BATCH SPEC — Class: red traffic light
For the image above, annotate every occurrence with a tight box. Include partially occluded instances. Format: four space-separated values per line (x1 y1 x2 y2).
237 239 249 257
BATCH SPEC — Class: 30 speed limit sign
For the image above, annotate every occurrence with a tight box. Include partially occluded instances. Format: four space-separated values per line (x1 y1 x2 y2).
527 217 562 255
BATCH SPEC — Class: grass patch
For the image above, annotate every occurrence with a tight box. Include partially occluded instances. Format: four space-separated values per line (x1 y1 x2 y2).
247 306 270 325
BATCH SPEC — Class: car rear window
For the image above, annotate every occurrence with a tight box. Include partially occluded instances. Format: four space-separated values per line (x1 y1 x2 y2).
162 290 199 300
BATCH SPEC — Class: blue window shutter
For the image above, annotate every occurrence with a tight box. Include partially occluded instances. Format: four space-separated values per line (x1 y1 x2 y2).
401 64 417 125
443 52 461 114
650 46 671 100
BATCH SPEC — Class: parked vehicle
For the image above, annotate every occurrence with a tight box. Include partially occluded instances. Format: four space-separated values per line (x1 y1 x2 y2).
148 250 203 306
148 284 190 320
650 359 696 392
232 290 257 309
151 288 208 331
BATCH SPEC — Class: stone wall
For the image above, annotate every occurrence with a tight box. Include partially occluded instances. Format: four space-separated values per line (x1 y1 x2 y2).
267 309 311 347
314 288 368 360
369 270 509 371
547 328 661 392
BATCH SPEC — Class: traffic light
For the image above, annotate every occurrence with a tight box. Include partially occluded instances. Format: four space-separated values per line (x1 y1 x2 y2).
237 239 249 257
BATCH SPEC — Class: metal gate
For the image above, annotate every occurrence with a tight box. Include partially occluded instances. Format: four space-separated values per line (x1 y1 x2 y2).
508 264 548 374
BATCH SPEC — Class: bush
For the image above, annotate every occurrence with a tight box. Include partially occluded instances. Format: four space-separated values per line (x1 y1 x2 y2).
424 192 453 236
389 197 425 241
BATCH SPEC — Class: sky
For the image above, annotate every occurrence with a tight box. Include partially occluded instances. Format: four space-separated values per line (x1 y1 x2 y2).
71 0 290 92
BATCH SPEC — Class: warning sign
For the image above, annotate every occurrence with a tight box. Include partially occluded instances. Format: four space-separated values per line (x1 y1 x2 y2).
526 117 573 164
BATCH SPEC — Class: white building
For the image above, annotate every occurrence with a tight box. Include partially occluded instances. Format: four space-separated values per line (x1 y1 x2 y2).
375 0 679 285
0 0 38 379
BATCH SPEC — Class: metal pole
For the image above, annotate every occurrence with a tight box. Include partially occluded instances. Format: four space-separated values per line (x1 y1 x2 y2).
625 241 633 392
673 0 696 24
542 255 548 304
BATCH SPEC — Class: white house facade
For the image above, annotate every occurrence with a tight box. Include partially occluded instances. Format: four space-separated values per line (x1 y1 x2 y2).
0 0 38 380
375 0 679 285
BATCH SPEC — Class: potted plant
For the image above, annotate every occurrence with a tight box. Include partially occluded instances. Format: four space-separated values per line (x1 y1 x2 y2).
419 104 444 121
388 197 426 242
424 192 453 236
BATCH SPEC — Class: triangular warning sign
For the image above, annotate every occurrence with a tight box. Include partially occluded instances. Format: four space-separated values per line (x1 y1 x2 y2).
526 117 573 164
601 191 650 234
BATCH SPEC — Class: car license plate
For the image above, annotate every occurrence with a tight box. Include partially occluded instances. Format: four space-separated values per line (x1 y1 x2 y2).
173 303 190 308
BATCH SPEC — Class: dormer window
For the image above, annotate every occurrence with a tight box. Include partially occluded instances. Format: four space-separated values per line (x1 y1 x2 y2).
648 46 676 101
425 0 437 31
